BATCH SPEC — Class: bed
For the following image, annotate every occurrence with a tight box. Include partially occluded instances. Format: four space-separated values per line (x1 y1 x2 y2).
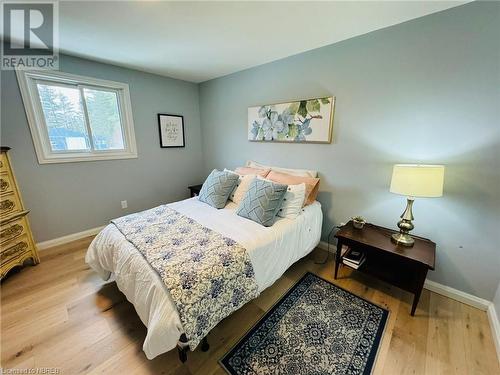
86 196 322 359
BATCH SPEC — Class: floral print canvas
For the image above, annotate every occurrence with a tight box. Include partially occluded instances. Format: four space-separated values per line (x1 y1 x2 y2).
248 96 334 143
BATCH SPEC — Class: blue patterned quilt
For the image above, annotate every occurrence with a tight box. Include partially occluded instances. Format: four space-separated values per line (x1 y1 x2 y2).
111 205 260 350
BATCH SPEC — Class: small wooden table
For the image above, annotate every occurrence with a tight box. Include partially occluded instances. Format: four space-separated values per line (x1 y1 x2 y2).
188 184 203 198
334 221 435 316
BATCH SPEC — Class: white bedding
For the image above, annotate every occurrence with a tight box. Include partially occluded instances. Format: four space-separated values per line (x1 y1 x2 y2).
85 197 322 359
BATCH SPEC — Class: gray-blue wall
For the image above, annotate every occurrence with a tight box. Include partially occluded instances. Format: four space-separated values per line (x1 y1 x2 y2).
1 55 205 242
199 2 500 300
1 2 498 301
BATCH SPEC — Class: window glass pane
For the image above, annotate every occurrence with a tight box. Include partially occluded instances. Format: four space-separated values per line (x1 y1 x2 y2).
83 88 125 150
37 83 90 151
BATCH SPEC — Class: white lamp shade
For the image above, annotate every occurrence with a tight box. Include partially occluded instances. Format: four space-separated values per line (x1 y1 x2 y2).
390 164 445 198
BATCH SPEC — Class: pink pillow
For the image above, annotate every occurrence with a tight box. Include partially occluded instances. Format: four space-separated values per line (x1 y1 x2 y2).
267 170 320 206
234 166 270 178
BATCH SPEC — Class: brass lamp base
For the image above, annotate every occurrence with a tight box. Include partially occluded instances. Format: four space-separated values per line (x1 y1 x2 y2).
391 232 415 246
392 197 415 247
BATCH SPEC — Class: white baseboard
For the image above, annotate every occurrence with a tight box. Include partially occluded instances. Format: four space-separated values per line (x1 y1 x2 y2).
487 303 500 364
424 281 500 363
316 242 492 311
423 279 491 311
36 225 105 250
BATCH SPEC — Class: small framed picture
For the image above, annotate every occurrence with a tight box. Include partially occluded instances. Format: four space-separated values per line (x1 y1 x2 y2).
158 114 185 148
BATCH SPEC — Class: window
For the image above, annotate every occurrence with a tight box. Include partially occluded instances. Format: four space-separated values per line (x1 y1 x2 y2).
16 70 137 163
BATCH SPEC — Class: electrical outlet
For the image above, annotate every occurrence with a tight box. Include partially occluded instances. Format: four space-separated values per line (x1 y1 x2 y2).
121 200 128 209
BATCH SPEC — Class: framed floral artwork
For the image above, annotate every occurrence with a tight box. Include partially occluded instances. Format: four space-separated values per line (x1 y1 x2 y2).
248 96 335 143
158 114 185 148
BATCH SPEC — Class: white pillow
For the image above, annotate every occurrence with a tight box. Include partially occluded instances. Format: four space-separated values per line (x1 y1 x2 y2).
277 183 307 219
232 174 257 204
225 169 257 203
246 160 317 178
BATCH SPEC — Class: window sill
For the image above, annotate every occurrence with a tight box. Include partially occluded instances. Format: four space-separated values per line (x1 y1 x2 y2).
36 151 138 164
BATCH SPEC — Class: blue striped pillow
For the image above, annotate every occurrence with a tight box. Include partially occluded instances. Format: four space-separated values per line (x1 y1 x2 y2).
198 169 239 209
236 178 287 227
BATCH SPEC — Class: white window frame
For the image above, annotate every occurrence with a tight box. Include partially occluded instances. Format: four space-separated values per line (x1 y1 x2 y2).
16 70 138 164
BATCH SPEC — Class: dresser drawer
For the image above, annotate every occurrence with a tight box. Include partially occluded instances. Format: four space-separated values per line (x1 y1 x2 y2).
0 216 28 244
1 234 31 266
0 192 22 218
0 172 13 195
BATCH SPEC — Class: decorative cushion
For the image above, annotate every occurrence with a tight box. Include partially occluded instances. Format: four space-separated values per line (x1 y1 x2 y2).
224 168 238 174
246 160 318 178
234 166 270 177
224 169 241 202
224 169 258 203
266 170 320 206
232 175 257 204
198 169 239 209
277 183 307 219
236 178 288 227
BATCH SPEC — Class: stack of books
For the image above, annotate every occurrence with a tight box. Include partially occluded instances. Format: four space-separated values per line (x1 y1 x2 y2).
342 248 366 269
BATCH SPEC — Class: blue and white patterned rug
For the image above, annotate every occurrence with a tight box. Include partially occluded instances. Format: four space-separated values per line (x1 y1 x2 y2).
220 272 388 375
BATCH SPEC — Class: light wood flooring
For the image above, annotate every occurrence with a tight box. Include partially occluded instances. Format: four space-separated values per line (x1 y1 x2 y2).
1 236 499 374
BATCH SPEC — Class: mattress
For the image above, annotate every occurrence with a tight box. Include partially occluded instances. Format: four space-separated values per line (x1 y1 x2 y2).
85 197 322 359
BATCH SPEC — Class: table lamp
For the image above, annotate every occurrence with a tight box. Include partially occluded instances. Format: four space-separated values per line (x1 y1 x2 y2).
390 164 444 247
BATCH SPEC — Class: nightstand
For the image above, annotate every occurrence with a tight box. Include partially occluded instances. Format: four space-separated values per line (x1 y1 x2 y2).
188 184 203 197
334 221 435 316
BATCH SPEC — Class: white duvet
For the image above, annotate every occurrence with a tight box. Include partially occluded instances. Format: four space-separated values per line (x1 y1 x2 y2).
85 197 322 359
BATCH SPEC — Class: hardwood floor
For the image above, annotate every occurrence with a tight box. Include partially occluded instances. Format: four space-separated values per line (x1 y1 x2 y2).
1 237 499 374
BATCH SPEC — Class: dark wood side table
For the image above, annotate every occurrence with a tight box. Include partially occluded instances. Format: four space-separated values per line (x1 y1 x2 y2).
188 184 203 198
334 221 436 316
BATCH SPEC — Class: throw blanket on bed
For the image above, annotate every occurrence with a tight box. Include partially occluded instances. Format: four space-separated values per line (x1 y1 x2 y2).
111 205 259 350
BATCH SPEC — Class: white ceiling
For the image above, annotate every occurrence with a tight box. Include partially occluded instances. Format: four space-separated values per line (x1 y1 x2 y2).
57 1 468 83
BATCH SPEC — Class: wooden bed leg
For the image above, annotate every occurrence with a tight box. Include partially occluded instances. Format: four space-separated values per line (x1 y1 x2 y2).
178 346 187 363
178 334 188 363
201 336 209 352
177 334 209 362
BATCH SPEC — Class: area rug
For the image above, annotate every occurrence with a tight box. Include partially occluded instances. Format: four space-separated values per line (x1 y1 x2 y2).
220 272 388 375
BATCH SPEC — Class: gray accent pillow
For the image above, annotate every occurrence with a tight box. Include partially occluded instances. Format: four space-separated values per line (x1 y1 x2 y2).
236 178 288 227
198 169 239 209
